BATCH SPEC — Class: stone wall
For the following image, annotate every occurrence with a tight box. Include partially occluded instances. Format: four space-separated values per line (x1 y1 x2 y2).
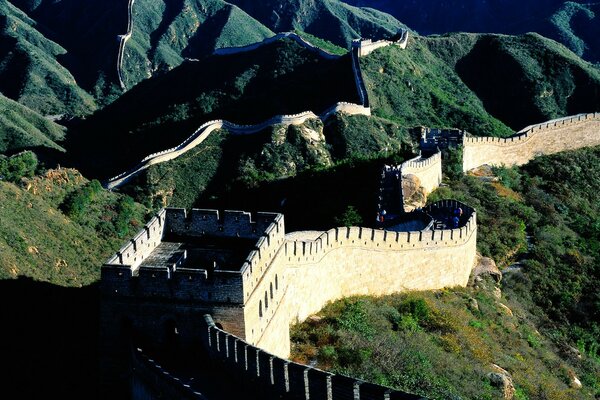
255 200 476 357
353 30 409 57
105 103 371 189
463 113 600 171
400 152 442 196
204 316 426 400
116 0 135 89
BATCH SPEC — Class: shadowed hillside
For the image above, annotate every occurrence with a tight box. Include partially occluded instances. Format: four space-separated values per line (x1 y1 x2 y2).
361 33 600 134
65 39 360 177
0 94 65 153
227 0 407 48
342 0 600 64
0 1 97 115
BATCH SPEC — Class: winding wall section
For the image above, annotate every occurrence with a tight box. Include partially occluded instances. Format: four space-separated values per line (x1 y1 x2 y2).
116 0 135 90
254 200 477 356
463 112 600 171
105 103 370 189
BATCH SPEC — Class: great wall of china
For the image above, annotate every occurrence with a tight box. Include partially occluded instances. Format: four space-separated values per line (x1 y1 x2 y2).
109 1 407 189
104 12 600 398
462 112 600 171
116 0 135 90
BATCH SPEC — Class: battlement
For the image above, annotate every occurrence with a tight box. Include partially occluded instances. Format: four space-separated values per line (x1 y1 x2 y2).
203 315 425 400
462 112 600 171
284 200 475 265
352 30 409 57
101 208 285 305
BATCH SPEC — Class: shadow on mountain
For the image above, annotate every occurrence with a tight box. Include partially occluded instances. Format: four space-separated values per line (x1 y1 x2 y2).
64 40 359 179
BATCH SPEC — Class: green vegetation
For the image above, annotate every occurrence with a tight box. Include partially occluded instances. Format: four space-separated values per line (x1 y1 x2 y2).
292 145 600 399
362 32 600 135
69 39 360 177
123 114 411 217
0 162 147 285
342 0 600 64
0 1 97 115
227 0 406 48
429 32 600 130
549 2 597 60
361 38 513 137
293 29 348 55
292 289 585 399
0 151 38 182
0 94 65 153
123 0 275 88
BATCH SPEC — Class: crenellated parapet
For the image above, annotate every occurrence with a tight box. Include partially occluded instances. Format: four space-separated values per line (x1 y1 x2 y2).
463 112 600 171
352 29 409 57
202 315 426 400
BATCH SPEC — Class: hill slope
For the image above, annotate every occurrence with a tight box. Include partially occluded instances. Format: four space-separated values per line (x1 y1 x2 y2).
66 39 360 177
0 93 65 153
341 0 600 64
121 0 275 88
7 0 127 97
361 33 600 133
0 1 97 115
0 156 147 285
227 0 406 48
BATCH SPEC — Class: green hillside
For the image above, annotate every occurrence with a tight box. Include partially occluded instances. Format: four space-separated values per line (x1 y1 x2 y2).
227 0 407 48
292 145 600 400
342 0 600 64
0 93 65 153
67 39 360 177
7 0 127 97
0 152 147 285
120 114 412 212
546 2 600 64
361 33 600 134
0 1 96 116
122 0 274 88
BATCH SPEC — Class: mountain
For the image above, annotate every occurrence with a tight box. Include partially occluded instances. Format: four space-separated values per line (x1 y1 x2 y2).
361 32 600 132
0 0 97 116
340 0 600 64
120 0 275 88
0 93 65 153
66 39 361 177
227 0 407 48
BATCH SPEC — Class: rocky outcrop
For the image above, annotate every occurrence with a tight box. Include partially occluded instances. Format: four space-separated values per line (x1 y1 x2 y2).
488 364 515 400
401 173 427 211
470 254 502 284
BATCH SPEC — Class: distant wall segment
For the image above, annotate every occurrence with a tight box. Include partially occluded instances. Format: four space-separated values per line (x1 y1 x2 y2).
463 113 600 171
353 30 409 57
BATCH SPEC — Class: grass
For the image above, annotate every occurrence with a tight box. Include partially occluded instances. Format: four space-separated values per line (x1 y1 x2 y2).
0 94 65 153
360 37 513 137
0 155 148 286
123 0 274 88
0 1 97 116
